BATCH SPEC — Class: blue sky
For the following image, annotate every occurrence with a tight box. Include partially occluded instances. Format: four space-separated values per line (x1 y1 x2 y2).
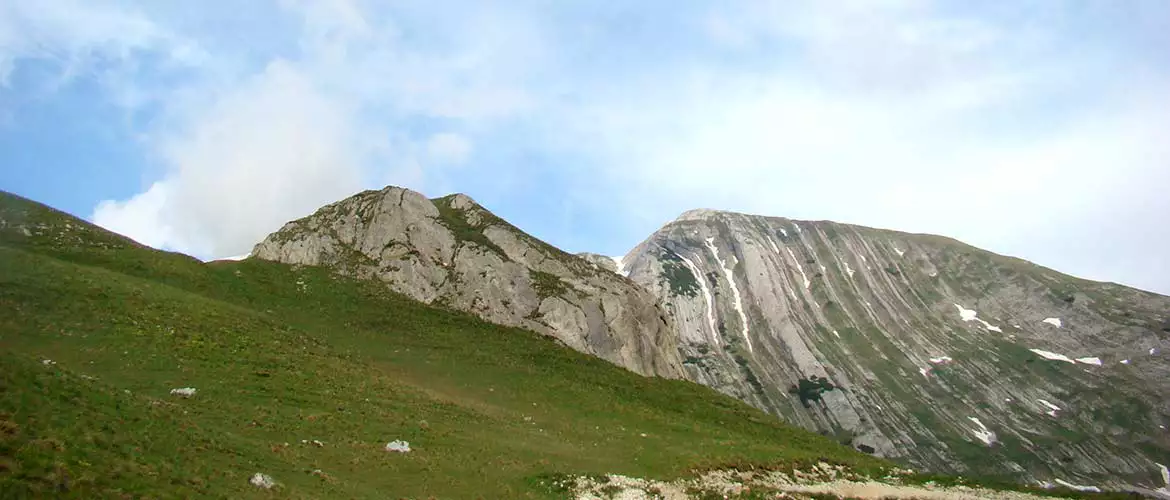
2 0 1169 294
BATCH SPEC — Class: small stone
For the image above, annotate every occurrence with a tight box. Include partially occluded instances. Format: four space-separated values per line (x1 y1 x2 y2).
249 473 276 489
385 440 411 453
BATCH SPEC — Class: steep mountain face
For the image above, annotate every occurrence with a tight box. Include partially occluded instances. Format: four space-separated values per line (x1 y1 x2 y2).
252 186 683 378
622 209 1170 488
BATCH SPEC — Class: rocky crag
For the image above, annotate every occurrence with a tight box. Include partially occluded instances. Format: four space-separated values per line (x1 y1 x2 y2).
252 186 683 378
621 208 1170 490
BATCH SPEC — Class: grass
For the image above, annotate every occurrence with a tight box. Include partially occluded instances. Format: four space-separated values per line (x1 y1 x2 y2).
0 191 886 498
431 194 509 258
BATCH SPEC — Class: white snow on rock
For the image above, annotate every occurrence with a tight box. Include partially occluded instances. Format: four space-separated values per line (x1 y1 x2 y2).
819 264 827 273
779 228 788 238
954 304 978 321
677 253 719 346
1029 349 1076 364
953 304 1003 332
249 473 276 489
1042 317 1062 328
832 330 840 338
706 237 752 353
1037 399 1061 417
929 356 953 364
893 245 905 257
385 440 411 453
793 224 801 234
1075 357 1102 366
1054 479 1100 492
1120 359 1130 364
170 387 197 397
845 263 855 278
967 417 996 445
786 247 811 289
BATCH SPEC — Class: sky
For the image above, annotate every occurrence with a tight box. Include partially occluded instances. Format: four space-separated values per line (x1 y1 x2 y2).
1 0 1169 294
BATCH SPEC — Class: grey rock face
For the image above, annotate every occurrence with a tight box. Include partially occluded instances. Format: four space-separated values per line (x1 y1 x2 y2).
252 186 683 379
623 210 1170 489
577 252 620 273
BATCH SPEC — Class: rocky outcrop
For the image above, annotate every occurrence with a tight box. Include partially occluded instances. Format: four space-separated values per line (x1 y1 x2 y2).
623 209 1170 489
252 186 683 379
576 252 620 273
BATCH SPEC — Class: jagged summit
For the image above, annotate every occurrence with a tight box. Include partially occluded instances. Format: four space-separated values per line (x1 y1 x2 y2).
251 185 684 379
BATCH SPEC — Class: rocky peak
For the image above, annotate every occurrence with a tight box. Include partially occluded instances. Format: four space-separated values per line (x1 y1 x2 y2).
253 186 684 379
623 209 1170 489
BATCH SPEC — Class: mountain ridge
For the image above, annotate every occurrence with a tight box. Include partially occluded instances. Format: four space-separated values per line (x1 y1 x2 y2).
620 207 1170 489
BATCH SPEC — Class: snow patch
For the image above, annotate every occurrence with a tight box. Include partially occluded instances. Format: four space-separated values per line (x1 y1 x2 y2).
893 245 905 257
677 253 719 346
793 224 802 234
1029 349 1077 364
706 238 752 353
779 228 788 237
919 367 930 377
845 263 855 278
1042 317 1062 328
832 330 840 338
385 440 411 453
967 417 996 445
1152 348 1158 355
170 387 197 398
929 356 952 364
216 253 250 261
1054 479 1100 492
819 264 827 273
1075 357 1102 366
1037 399 1061 417
1120 359 1130 364
953 304 1003 332
954 304 978 322
785 247 811 289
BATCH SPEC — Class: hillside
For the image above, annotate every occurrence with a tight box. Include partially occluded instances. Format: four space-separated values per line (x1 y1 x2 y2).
251 186 683 379
622 209 1170 490
0 191 884 498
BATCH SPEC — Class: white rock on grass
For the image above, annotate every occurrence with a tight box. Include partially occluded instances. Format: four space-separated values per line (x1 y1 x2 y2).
170 387 197 397
249 472 276 489
385 440 411 453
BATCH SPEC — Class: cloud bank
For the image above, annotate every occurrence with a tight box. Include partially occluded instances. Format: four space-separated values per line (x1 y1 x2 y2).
3 0 1169 293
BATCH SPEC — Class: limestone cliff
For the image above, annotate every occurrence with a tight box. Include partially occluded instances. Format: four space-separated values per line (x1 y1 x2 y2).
623 209 1170 489
252 186 683 378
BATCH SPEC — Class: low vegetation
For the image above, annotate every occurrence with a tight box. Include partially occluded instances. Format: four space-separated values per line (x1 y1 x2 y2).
0 191 884 498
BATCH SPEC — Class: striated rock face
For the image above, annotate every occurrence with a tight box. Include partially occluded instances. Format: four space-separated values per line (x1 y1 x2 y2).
252 186 683 378
623 209 1170 488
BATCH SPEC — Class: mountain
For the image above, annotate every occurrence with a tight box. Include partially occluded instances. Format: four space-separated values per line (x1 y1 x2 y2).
0 191 888 497
621 208 1170 489
251 186 682 379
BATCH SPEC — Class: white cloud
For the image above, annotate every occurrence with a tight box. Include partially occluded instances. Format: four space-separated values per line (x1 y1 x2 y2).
93 60 364 258
426 133 472 165
0 0 204 86
92 182 177 249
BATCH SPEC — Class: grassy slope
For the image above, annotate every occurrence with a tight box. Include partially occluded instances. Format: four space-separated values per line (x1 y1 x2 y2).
0 192 883 499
